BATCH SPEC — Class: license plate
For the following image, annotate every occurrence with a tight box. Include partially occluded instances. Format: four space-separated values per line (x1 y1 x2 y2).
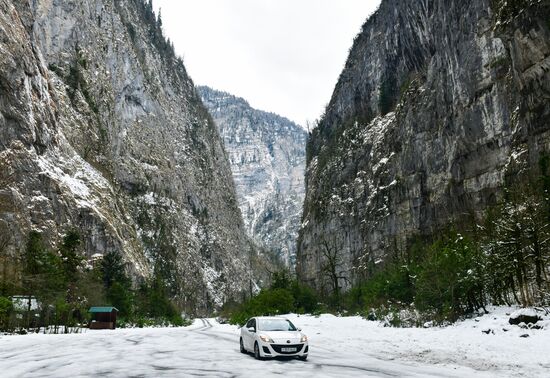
281 347 297 352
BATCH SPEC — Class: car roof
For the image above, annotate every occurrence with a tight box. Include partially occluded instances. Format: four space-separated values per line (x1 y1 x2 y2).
253 316 289 320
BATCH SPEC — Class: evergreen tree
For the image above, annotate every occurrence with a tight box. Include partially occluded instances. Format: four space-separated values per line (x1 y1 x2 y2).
0 221 11 296
58 230 83 284
156 8 162 29
23 231 47 276
101 251 131 316
101 251 128 289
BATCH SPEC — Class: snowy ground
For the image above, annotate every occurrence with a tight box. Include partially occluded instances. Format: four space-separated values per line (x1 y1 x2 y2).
0 307 548 377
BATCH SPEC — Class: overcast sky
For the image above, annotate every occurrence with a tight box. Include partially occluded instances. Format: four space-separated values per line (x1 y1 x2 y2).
152 0 381 127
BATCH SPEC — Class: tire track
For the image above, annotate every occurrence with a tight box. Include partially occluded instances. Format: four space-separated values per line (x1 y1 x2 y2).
192 318 238 344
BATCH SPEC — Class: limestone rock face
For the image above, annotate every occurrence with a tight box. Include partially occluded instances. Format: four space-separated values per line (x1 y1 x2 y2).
199 86 307 266
0 0 258 313
298 0 550 292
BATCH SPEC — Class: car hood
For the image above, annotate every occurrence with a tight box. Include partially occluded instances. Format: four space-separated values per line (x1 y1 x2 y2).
260 331 303 344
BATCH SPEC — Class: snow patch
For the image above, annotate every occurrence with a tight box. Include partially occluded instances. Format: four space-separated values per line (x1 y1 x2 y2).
510 308 539 320
35 147 110 210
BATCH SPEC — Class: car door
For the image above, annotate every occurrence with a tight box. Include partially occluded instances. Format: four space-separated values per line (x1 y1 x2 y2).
244 318 256 350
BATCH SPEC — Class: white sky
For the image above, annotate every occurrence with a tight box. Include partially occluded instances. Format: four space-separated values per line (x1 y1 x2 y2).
152 0 381 127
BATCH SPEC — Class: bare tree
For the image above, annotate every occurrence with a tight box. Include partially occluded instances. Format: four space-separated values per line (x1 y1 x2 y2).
0 220 12 295
320 235 349 308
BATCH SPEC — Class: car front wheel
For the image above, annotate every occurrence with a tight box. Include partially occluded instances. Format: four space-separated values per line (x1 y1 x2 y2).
254 342 262 360
240 338 246 354
298 355 308 361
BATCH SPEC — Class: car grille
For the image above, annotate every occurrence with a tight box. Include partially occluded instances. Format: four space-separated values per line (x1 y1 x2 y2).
271 344 304 354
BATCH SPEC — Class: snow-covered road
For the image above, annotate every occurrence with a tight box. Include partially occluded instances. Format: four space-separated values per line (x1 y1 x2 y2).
1 308 548 377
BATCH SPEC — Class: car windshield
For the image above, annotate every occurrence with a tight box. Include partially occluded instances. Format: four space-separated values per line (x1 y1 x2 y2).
258 319 297 332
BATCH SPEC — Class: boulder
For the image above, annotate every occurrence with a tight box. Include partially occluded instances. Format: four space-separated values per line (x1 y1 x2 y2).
509 309 541 325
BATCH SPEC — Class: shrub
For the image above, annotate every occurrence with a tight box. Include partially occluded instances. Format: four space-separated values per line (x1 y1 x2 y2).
378 76 396 115
0 297 13 330
291 282 318 314
226 272 321 325
412 233 486 322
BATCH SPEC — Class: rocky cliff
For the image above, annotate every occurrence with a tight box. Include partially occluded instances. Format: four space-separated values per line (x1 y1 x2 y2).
298 0 550 292
199 86 307 266
0 0 258 313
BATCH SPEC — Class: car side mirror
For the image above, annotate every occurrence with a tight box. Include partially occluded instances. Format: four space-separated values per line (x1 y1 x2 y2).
297 328 302 331
248 327 255 333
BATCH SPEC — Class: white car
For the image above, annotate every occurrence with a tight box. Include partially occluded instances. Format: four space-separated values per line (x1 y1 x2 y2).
240 316 308 360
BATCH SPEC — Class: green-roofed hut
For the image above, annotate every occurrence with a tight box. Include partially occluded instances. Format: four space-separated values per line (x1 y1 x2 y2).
88 307 119 329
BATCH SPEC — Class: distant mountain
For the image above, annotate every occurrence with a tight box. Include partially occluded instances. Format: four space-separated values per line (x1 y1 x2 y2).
198 86 307 266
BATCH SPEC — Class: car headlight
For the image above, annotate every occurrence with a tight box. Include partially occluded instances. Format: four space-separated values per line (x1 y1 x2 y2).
300 335 308 342
259 335 274 343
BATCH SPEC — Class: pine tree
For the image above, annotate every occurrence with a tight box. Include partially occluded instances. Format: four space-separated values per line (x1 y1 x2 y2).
59 230 82 285
0 221 11 295
156 8 162 29
101 251 128 289
100 251 132 316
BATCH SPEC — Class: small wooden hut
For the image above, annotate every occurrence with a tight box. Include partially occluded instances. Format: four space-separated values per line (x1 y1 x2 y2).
88 307 119 329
